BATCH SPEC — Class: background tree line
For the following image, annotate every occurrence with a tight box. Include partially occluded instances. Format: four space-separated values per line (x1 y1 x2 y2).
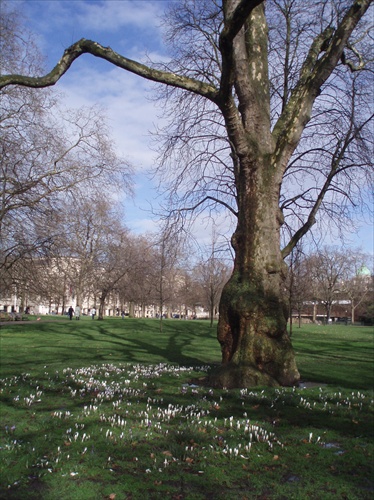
1 198 233 324
0 4 232 324
287 245 373 330
3 191 372 328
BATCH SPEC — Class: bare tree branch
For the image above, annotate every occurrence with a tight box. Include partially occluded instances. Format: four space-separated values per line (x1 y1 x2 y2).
272 0 371 176
0 38 219 101
172 195 238 217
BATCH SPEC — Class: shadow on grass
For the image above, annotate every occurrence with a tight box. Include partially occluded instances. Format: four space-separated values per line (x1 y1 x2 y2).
1 319 373 390
1 369 373 500
0 319 220 379
96 321 209 367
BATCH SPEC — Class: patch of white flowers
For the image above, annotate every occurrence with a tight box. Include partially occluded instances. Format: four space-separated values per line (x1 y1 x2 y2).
1 362 372 489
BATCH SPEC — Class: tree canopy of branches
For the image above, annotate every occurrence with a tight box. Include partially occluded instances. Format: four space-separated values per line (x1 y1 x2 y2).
1 0 372 387
0 5 132 272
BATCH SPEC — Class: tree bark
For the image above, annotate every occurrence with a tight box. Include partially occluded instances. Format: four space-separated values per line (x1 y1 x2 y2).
129 301 135 318
212 154 299 387
98 293 107 320
210 3 299 388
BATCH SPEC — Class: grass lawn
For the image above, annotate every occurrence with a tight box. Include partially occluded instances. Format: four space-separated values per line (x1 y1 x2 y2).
0 317 373 499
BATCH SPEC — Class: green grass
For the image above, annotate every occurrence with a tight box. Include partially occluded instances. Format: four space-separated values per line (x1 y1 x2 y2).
0 318 373 499
0 317 220 379
291 323 374 389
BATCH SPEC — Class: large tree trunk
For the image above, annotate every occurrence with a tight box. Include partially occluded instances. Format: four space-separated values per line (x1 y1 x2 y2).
210 3 299 388
212 156 299 388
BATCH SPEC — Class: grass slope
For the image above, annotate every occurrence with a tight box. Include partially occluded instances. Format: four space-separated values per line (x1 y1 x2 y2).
0 318 373 499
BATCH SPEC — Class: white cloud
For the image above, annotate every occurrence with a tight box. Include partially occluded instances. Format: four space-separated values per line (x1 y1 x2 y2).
128 216 160 235
22 0 168 71
76 0 163 32
57 64 162 169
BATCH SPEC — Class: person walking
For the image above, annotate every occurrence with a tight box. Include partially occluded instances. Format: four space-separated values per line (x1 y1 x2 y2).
91 307 96 320
75 305 81 320
68 306 74 320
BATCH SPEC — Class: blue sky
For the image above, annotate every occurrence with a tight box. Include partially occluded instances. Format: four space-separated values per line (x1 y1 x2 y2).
8 0 374 259
11 0 234 252
19 0 172 234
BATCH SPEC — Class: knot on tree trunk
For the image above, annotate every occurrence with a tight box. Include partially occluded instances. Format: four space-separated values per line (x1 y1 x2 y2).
214 270 300 388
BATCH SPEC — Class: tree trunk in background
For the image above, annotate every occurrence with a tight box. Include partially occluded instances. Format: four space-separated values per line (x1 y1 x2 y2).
98 294 106 320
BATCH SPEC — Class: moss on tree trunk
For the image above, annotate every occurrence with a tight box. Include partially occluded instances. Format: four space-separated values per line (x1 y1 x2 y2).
211 269 300 388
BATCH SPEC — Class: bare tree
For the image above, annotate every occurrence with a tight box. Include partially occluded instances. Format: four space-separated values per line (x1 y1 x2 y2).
173 269 198 319
285 244 311 332
195 229 232 327
341 254 373 323
151 224 183 331
119 235 159 318
1 0 371 387
5 196 127 315
24 257 67 314
195 257 231 327
55 197 134 320
94 232 137 321
306 247 354 323
0 5 132 271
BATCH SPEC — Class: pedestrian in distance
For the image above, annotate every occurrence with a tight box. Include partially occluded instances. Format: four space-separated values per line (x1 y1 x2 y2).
91 307 96 320
68 306 74 320
75 305 81 320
